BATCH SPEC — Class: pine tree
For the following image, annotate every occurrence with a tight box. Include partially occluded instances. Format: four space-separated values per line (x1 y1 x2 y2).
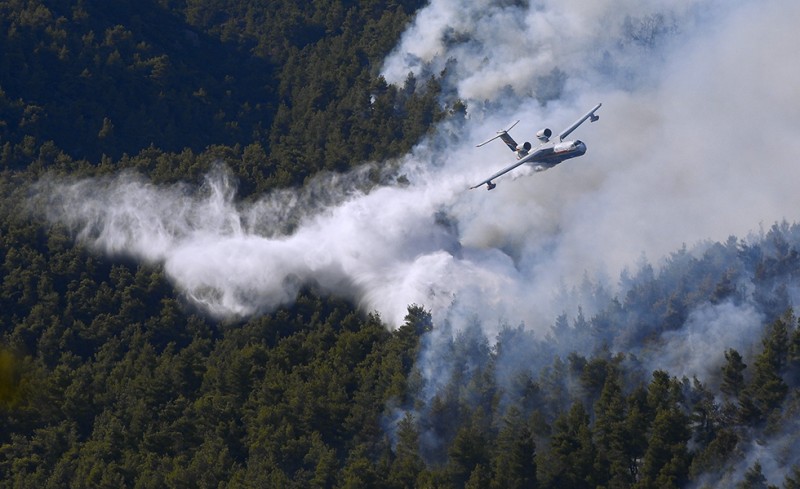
636 408 690 489
593 365 633 488
491 406 537 489
635 372 690 489
465 464 491 489
688 377 720 448
538 402 597 489
447 410 490 489
624 385 651 482
721 348 747 398
744 314 791 423
389 413 424 489
787 312 800 387
736 460 776 489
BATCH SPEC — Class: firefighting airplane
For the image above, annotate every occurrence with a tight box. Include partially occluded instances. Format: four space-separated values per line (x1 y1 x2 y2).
470 103 602 190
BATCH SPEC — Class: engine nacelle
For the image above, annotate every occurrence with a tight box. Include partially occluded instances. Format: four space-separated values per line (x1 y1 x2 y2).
515 141 532 157
536 128 552 142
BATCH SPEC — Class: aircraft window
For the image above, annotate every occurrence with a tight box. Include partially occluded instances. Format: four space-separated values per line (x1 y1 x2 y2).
575 140 582 145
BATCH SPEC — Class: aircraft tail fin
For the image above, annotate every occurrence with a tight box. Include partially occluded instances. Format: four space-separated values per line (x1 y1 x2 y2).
477 120 520 152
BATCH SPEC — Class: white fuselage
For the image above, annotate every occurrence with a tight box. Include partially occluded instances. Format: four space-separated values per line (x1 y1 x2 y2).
527 139 587 171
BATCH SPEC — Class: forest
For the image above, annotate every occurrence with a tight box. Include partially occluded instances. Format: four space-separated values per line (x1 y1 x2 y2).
3 1 800 488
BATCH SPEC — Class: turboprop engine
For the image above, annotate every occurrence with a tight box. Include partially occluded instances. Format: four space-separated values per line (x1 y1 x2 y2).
536 128 552 142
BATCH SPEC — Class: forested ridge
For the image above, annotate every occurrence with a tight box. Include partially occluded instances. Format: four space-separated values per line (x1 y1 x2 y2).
3 1 800 488
1 0 449 188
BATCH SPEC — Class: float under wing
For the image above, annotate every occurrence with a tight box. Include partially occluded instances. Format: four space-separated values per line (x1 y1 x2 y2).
469 148 546 190
558 103 601 141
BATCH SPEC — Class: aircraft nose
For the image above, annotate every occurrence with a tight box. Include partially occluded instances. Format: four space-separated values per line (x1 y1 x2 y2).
575 141 587 154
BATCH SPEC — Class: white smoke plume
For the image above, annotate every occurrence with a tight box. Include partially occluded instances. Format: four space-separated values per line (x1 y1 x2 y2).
35 0 800 332
643 300 764 383
382 0 800 479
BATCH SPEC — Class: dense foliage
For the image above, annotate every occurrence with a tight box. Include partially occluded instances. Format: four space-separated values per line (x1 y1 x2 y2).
1 0 451 189
3 1 800 488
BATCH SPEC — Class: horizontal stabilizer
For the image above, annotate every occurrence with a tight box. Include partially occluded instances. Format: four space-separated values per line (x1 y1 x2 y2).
476 120 520 147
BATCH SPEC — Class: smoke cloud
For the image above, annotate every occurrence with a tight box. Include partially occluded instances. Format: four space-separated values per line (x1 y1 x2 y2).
30 0 800 482
381 0 800 481
35 0 800 332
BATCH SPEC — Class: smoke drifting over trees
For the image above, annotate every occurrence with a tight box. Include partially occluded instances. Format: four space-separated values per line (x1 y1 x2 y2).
3 0 800 486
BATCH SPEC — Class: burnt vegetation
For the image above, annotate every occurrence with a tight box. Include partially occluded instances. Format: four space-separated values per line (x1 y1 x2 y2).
2 1 800 488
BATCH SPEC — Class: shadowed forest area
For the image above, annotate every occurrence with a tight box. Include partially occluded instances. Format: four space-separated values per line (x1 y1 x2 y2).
3 1 800 488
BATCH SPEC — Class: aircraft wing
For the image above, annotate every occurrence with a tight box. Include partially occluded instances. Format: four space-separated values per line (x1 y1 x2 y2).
558 103 602 141
469 148 546 190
